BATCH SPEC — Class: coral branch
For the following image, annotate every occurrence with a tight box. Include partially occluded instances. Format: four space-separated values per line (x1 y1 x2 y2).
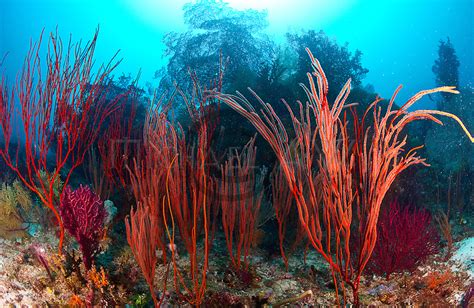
0 29 120 253
220 136 263 270
125 203 162 307
212 47 470 306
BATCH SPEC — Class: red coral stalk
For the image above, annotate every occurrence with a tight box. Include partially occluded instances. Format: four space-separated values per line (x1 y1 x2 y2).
220 136 262 271
0 29 120 254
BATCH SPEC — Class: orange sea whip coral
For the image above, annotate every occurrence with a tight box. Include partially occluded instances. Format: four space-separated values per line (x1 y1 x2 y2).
126 62 224 306
162 129 211 307
212 48 472 306
126 203 164 307
220 136 263 271
125 94 176 307
270 164 293 270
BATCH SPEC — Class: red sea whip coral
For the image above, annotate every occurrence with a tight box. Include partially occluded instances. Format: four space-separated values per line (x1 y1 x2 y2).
368 201 440 279
60 185 106 270
0 29 120 254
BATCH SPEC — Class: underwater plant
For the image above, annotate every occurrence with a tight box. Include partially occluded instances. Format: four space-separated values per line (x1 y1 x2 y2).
424 41 472 215
287 29 368 100
60 185 106 270
96 83 144 191
162 112 214 306
367 201 439 279
125 101 176 306
0 29 121 253
220 136 263 271
432 37 460 105
83 149 113 201
213 48 473 306
270 165 293 270
160 0 273 94
125 203 164 307
435 211 453 261
270 158 308 271
36 169 64 203
85 96 139 201
0 180 33 239
126 66 224 306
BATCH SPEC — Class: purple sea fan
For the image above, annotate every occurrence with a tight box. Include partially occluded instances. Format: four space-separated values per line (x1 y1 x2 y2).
60 185 106 270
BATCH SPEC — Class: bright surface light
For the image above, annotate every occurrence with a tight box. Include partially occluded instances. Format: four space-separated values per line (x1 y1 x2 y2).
226 0 356 35
123 0 356 33
122 0 187 30
225 0 341 10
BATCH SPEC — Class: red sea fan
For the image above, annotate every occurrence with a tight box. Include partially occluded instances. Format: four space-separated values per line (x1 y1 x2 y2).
60 185 106 270
368 200 440 279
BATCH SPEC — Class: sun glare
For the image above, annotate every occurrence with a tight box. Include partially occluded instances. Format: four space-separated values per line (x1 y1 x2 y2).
124 0 356 32
224 0 356 35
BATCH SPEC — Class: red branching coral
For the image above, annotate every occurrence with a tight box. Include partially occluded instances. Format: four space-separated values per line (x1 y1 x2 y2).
368 200 440 279
60 185 106 270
